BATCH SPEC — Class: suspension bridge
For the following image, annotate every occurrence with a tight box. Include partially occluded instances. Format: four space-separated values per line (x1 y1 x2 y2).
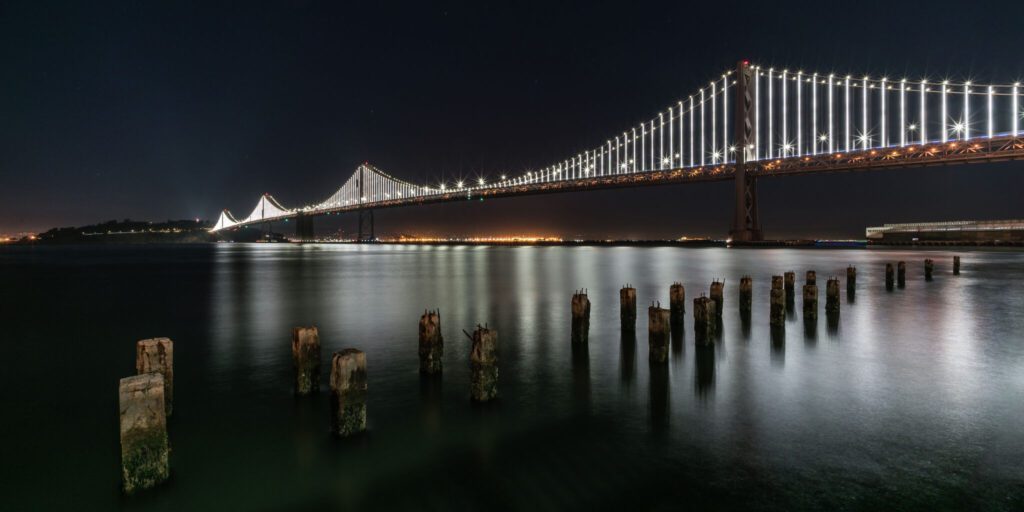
211 61 1024 241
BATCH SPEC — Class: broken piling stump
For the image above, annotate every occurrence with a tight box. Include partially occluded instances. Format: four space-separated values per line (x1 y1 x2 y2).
953 256 961 275
291 327 320 395
648 304 671 364
330 349 367 437
806 270 817 286
119 373 169 494
770 275 786 327
826 277 840 315
669 282 686 329
418 310 443 374
803 284 818 320
571 290 590 344
784 271 796 297
846 266 856 291
709 280 724 319
886 263 895 290
693 296 716 345
136 337 173 416
739 276 753 313
897 261 906 287
925 259 934 281
620 285 637 332
469 325 498 402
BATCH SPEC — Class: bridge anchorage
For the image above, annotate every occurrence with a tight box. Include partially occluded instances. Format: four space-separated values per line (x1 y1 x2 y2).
211 61 1024 241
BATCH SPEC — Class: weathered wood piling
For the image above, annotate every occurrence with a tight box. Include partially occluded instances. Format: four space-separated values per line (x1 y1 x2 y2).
897 261 906 287
924 259 934 281
135 337 173 416
953 256 960 275
571 290 590 344
803 283 818 320
669 282 686 329
330 349 367 437
826 277 840 315
290 327 320 395
784 271 795 296
693 296 716 345
806 270 817 286
739 276 753 313
885 263 895 290
119 373 169 494
620 285 637 332
770 275 786 327
709 280 724 319
846 266 856 291
648 304 671 363
469 325 498 402
418 310 443 374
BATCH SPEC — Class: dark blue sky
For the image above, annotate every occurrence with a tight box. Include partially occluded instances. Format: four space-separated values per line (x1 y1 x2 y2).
2 1 1022 238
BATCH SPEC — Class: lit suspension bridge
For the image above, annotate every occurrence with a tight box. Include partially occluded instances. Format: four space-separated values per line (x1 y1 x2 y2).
211 61 1024 241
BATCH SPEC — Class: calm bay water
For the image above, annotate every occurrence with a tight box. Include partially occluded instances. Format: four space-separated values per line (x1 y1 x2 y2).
1 244 1023 510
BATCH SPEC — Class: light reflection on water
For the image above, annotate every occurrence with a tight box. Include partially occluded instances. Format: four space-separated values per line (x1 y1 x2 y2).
2 244 1023 509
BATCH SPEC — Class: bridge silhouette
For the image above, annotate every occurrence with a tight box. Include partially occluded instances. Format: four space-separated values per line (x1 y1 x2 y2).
211 61 1024 241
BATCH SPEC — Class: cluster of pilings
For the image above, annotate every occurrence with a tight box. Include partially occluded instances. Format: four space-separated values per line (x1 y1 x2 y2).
884 257 954 291
117 255 964 496
118 338 174 494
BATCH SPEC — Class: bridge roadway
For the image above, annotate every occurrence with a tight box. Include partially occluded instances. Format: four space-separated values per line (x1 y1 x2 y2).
231 134 1024 226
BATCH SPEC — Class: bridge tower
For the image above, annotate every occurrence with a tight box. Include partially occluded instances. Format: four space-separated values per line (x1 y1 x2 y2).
356 165 375 242
730 60 763 241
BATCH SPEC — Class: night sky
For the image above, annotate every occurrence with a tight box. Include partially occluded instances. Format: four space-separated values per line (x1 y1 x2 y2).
2 1 1022 238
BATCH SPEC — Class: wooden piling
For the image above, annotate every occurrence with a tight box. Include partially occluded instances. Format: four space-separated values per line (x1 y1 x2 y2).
806 270 817 286
886 263 895 290
571 290 590 344
803 284 818 320
739 276 753 313
469 325 498 402
826 277 840 315
784 271 796 299
135 337 173 416
330 349 367 437
846 266 856 291
924 259 934 281
669 282 686 328
620 285 637 332
953 256 960 275
693 296 716 345
119 373 169 494
897 261 906 287
709 280 724 319
770 275 785 327
648 304 671 363
290 327 320 395
418 310 443 374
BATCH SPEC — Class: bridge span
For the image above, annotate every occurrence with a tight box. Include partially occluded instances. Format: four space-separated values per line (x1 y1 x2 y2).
212 61 1024 241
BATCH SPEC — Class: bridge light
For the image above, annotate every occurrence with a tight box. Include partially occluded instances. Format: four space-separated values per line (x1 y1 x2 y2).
457 181 464 188
501 174 507 180
908 123 918 132
478 178 485 185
